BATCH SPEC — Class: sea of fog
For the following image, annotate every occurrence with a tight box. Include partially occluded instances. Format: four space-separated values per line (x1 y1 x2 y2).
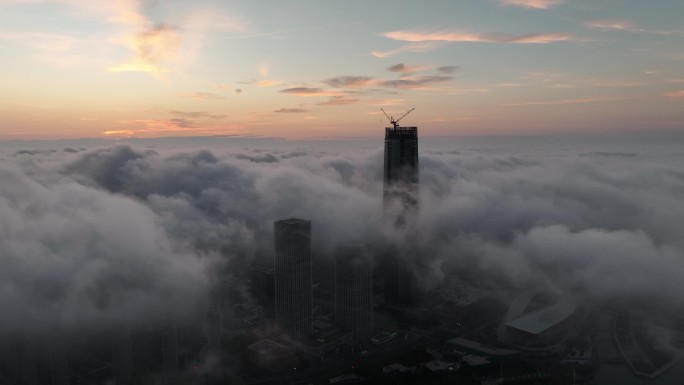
1 133 684 384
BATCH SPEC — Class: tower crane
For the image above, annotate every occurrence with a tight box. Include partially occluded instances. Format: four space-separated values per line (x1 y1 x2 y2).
381 107 415 129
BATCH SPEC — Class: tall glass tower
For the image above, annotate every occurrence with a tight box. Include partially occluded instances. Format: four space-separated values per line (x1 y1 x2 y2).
274 218 313 341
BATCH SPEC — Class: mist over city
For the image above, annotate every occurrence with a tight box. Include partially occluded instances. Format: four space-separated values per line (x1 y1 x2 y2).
2 0 684 384
1 134 683 384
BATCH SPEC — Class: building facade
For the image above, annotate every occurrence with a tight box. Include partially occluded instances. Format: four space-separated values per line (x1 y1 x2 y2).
335 246 373 341
382 126 419 307
383 126 419 226
274 218 313 341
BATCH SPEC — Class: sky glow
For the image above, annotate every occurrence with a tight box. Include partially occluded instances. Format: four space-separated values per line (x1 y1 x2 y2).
1 0 683 139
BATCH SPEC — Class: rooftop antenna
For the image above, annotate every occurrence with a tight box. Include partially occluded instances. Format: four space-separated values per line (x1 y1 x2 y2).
381 107 415 129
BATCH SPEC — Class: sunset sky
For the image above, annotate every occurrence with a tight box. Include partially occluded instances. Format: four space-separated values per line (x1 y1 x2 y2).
1 0 683 140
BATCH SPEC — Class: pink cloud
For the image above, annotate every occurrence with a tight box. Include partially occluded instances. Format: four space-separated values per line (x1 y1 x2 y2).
371 42 442 58
499 0 565 9
506 96 632 106
318 96 359 106
279 87 342 97
665 90 684 98
274 108 310 113
383 30 573 44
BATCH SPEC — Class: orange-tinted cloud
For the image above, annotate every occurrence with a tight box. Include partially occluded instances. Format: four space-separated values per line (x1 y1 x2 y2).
318 96 359 106
255 80 280 87
274 108 310 113
383 30 573 44
279 87 342 96
110 24 181 73
371 42 442 58
506 96 632 106
499 0 565 9
665 90 684 98
105 118 244 137
169 111 227 119
181 92 226 100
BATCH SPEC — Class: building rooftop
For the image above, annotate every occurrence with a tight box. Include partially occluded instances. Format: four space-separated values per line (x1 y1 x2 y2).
276 218 310 225
504 299 577 335
247 339 289 355
445 338 519 356
462 354 491 366
385 126 418 138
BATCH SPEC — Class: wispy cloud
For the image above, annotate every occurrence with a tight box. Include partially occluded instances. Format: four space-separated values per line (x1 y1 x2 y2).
585 20 682 35
383 30 574 44
239 79 281 87
506 96 632 106
279 87 341 96
499 0 565 9
181 92 226 100
436 65 460 74
371 42 443 58
169 111 227 119
387 63 426 73
322 76 376 89
318 96 359 106
371 99 407 106
105 118 244 136
274 108 310 113
378 75 453 89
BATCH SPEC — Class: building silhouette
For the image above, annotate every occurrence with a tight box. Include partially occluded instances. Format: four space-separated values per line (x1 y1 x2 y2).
383 249 415 307
206 310 222 357
112 331 133 385
161 324 179 385
48 337 70 385
335 246 373 341
251 263 275 316
218 271 235 333
383 126 419 227
274 218 313 341
382 124 419 307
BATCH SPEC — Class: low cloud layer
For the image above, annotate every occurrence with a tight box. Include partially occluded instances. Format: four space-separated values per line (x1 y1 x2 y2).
2 136 684 338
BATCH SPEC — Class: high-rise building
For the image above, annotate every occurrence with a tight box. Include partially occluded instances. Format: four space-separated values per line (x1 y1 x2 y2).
218 271 235 333
382 123 419 307
335 246 373 341
161 324 179 385
383 250 414 307
48 337 70 385
383 126 419 227
251 263 275 315
112 331 133 385
206 310 221 357
274 218 313 341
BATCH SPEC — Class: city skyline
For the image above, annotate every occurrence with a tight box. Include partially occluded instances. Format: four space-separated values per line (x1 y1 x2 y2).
1 0 684 140
2 1 684 383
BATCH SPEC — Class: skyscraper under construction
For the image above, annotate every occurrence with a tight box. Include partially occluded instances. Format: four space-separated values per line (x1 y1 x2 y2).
381 109 418 307
382 109 419 227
